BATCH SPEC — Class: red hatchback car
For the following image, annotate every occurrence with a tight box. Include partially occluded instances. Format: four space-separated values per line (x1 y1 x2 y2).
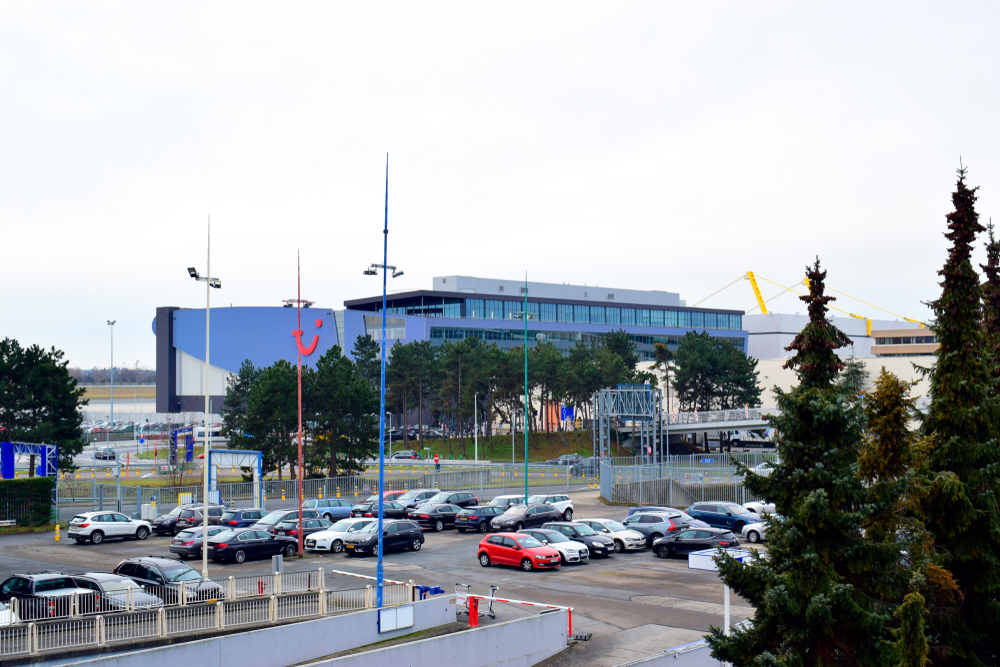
478 532 562 572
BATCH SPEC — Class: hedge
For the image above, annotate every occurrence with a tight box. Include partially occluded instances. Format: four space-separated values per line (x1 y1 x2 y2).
0 476 56 526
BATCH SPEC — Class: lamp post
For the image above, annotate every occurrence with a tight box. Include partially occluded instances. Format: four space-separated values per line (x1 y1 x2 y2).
283 255 313 558
102 321 115 502
363 155 403 609
386 412 393 459
510 274 534 501
187 216 221 580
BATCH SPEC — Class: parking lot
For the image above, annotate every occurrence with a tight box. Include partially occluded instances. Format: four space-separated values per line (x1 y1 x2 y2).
0 489 761 662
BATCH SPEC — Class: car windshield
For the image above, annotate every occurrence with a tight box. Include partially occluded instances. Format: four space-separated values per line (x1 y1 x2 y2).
574 525 598 536
427 493 450 503
726 505 751 516
458 509 475 515
364 495 378 503
34 578 77 592
514 536 543 549
541 532 569 543
176 530 197 539
502 506 527 516
397 491 421 500
167 507 185 517
526 495 547 504
257 512 287 526
220 512 237 522
489 497 520 507
211 530 239 542
603 521 627 532
101 580 139 593
358 522 381 534
329 519 354 533
276 521 297 529
162 565 203 583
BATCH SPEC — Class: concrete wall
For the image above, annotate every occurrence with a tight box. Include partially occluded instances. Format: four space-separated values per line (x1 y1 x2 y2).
48 596 455 667
311 609 569 667
616 640 722 667
756 355 932 407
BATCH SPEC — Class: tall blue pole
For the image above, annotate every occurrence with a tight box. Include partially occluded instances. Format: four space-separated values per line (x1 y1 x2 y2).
523 273 529 502
376 155 389 608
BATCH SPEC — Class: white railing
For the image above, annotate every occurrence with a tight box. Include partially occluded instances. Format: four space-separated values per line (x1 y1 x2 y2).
326 587 367 613
666 407 778 425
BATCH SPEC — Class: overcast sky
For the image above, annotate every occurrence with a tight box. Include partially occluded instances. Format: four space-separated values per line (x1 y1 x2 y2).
3 2 999 369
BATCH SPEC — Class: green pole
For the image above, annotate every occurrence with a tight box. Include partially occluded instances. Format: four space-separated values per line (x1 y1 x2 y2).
524 273 529 502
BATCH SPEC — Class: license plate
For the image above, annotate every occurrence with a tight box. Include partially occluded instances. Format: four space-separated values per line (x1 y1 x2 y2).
459 517 468 521
277 531 285 535
346 545 354 549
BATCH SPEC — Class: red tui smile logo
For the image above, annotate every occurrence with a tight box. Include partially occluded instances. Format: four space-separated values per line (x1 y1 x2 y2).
293 319 322 356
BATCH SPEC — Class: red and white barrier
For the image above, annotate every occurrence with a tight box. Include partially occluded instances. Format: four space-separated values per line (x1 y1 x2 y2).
466 594 574 638
324 568 408 586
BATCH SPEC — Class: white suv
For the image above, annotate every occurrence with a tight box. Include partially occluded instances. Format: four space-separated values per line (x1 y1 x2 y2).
68 511 152 544
527 494 574 521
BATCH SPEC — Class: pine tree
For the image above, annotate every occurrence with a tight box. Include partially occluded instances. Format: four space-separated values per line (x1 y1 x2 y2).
838 356 870 399
707 259 901 666
980 221 1000 389
918 169 1000 665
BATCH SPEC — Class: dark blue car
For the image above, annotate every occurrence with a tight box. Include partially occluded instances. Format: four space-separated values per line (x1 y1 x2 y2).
684 502 755 533
219 508 267 528
302 498 355 522
454 506 505 533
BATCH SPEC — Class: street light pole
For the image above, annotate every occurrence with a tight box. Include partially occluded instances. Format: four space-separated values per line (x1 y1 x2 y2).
283 257 313 558
510 274 534 501
107 320 115 504
363 155 403 609
187 216 221 580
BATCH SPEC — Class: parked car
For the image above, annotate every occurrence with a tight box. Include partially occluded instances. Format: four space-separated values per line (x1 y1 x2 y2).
72 573 163 610
395 488 441 509
112 557 223 603
174 505 226 531
621 512 684 547
390 450 420 460
625 505 676 517
416 491 478 509
274 518 333 539
151 504 199 535
0 573 93 620
742 516 781 544
407 503 462 531
219 508 268 528
362 501 410 520
352 502 376 517
252 509 320 534
169 526 228 558
95 447 116 460
521 528 589 564
684 502 755 533
569 457 600 477
490 504 562 532
576 518 646 553
488 495 526 510
455 506 505 533
207 528 299 563
68 511 152 544
545 454 583 466
0 600 17 626
342 519 424 556
742 501 777 516
477 533 561 571
363 490 408 504
653 527 740 558
527 494 574 521
305 518 374 553
302 498 355 521
541 521 614 558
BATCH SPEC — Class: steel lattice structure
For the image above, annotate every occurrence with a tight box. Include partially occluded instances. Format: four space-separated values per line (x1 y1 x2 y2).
592 384 663 463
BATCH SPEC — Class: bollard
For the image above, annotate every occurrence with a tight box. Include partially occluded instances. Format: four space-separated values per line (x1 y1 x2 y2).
55 525 60 542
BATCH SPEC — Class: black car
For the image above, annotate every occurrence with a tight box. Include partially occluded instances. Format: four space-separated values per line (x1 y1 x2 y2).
219 508 267 528
653 527 740 558
343 519 424 556
416 491 478 509
455 506 504 533
207 528 299 563
72 572 163 611
545 454 582 466
274 518 333 539
95 447 116 460
390 450 420 460
352 502 375 517
542 521 615 558
0 572 92 620
569 457 600 477
169 525 228 558
252 509 321 534
112 557 223 603
151 503 201 535
174 505 226 531
407 503 462 531
490 504 562 532
362 501 410 520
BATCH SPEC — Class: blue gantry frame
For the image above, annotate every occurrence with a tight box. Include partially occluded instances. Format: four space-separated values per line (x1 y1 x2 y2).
0 442 59 479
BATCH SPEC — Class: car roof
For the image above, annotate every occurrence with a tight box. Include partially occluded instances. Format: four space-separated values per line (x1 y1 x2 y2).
120 556 189 566
524 528 560 535
16 571 67 581
77 572 128 582
541 521 577 526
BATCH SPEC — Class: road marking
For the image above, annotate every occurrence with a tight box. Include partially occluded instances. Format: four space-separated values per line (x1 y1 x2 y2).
631 595 754 617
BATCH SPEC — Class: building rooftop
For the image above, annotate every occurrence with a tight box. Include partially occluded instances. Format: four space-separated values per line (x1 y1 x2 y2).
430 275 684 308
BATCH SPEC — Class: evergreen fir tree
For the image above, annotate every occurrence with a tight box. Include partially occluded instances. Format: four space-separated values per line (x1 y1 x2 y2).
918 168 1000 665
980 220 1000 389
707 259 902 666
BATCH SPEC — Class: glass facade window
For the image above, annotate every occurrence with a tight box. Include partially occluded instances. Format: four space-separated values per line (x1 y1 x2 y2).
465 298 484 319
638 309 651 327
590 306 605 325
485 300 503 320
442 300 460 318
621 308 636 326
539 302 557 322
558 304 573 323
574 305 589 323
650 309 664 327
691 311 704 328
606 307 620 325
664 310 678 327
705 312 717 329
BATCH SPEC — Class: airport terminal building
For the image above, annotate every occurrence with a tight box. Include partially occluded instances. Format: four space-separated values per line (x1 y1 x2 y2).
154 275 747 413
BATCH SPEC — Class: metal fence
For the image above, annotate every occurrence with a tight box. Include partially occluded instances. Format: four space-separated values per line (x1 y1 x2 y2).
0 570 415 659
599 460 768 507
604 452 779 470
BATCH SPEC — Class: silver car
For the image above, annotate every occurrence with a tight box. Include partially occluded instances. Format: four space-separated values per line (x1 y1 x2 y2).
577 518 646 553
304 518 375 553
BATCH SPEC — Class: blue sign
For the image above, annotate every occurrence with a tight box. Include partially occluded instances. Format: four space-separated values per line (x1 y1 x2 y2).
560 406 574 420
700 459 714 463
139 438 145 445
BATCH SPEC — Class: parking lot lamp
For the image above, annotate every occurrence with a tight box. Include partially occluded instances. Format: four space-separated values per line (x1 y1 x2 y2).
187 215 221 579
282 255 312 558
510 274 534 502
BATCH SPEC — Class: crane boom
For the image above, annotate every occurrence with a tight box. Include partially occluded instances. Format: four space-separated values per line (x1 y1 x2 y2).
746 272 768 315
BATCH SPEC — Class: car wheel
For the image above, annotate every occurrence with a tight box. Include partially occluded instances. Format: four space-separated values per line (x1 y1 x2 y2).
514 522 524 532
734 522 746 533
563 509 573 521
649 533 662 547
560 553 567 564
520 558 534 572
284 543 297 557
479 552 490 567
234 549 247 563
411 538 422 551
435 519 444 532
478 521 489 534
332 540 344 553
747 530 761 544
614 540 624 553
135 527 149 540
656 545 671 559
90 530 104 544
170 526 178 536
323 513 333 521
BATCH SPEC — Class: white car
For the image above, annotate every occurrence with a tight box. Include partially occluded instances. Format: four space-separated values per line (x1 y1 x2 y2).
526 494 574 521
743 501 776 516
522 529 589 564
68 511 152 544
742 515 781 543
747 460 778 477
487 495 527 510
577 518 646 553
0 601 17 627
304 518 374 553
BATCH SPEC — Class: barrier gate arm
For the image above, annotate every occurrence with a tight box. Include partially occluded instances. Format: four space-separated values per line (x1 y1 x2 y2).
466 594 574 638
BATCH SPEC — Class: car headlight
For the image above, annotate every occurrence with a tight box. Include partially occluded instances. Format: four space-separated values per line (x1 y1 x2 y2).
534 554 545 559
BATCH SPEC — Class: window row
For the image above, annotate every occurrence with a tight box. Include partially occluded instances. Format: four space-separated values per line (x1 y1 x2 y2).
874 336 937 345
